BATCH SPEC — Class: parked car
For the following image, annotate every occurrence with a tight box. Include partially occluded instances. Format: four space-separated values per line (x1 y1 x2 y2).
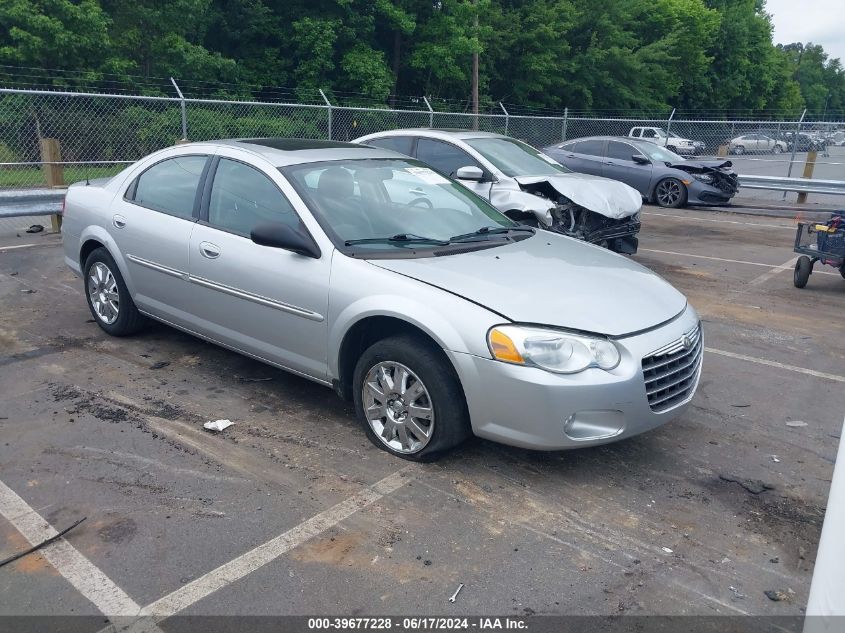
544 136 739 208
782 132 826 152
354 129 642 254
628 126 705 156
62 138 701 460
728 134 787 154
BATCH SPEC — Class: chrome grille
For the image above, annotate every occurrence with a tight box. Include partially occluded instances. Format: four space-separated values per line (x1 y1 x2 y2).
642 324 702 413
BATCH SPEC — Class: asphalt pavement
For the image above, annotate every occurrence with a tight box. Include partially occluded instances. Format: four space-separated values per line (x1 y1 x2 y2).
0 208 842 629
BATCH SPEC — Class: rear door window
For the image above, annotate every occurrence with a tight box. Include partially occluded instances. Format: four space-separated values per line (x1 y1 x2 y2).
573 139 605 157
364 136 415 156
131 155 208 219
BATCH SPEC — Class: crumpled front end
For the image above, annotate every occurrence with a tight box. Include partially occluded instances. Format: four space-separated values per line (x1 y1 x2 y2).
507 177 642 254
669 160 739 203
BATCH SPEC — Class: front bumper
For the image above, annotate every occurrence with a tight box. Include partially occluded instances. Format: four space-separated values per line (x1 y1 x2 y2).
687 180 737 205
448 305 701 450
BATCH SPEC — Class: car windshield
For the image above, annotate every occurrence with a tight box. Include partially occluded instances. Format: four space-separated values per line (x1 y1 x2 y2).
283 158 519 253
464 137 570 177
631 142 683 163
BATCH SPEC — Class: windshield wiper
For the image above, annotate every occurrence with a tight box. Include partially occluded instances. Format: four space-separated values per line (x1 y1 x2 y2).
448 226 535 243
344 233 450 247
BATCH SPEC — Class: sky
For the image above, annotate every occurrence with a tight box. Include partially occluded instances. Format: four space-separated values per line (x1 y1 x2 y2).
767 0 845 63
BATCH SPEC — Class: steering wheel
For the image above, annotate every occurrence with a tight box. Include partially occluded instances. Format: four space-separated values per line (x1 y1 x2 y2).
407 197 433 209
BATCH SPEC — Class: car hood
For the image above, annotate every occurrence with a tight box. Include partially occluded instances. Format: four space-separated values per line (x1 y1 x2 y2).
370 233 686 336
667 159 733 172
513 173 642 220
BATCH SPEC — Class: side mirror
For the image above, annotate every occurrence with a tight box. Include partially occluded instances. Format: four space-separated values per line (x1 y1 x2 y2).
454 165 485 181
632 154 650 165
250 222 321 258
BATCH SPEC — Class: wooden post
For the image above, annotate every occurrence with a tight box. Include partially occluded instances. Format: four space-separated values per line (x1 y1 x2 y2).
39 138 64 232
717 144 728 157
797 150 817 204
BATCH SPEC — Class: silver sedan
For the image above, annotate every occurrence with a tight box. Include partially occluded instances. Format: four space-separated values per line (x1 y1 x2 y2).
62 138 702 460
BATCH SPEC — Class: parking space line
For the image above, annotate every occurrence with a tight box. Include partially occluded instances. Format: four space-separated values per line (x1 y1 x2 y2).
138 466 414 622
0 241 62 253
705 347 845 383
640 248 839 275
643 211 794 230
748 257 799 286
0 479 147 619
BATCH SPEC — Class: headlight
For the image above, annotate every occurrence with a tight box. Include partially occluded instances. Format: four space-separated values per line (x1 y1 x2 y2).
488 325 621 374
693 173 714 184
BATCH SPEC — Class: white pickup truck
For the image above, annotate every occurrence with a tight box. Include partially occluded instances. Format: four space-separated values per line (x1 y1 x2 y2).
628 127 704 156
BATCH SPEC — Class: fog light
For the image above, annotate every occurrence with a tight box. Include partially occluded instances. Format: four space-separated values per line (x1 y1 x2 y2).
563 410 625 441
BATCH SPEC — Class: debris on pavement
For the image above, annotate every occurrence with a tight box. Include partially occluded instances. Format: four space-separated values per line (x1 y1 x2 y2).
729 586 746 600
25 224 44 234
448 583 464 603
661 547 673 554
786 421 808 427
764 590 788 602
718 474 776 495
771 455 781 463
235 375 273 382
0 516 87 568
203 419 234 432
149 361 171 370
20 288 36 294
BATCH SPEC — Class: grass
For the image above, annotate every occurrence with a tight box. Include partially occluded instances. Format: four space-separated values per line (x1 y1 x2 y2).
0 165 126 189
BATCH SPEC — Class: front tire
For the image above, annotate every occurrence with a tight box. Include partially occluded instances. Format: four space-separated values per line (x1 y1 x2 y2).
83 247 147 336
733 145 745 155
353 335 471 461
794 256 812 288
654 178 688 208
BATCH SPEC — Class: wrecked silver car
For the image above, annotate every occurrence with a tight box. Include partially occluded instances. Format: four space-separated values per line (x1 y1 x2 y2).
353 130 643 254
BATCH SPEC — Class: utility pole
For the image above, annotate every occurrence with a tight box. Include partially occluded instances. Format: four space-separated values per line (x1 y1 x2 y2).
471 1 479 130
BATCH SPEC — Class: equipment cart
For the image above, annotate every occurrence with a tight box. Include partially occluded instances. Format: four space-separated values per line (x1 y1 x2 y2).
793 211 845 288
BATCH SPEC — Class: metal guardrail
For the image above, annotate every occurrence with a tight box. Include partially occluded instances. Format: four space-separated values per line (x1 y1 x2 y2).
738 174 845 195
0 188 65 218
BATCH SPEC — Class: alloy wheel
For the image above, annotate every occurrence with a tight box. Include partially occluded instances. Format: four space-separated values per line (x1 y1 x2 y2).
88 261 120 324
362 361 434 454
656 180 682 207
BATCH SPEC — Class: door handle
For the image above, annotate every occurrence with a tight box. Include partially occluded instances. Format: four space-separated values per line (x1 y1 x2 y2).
408 188 427 195
199 241 220 259
112 214 126 229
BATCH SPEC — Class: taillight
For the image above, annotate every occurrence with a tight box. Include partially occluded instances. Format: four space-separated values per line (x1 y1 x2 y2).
60 197 66 216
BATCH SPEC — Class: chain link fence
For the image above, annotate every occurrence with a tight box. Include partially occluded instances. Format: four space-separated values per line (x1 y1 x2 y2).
2 86 844 204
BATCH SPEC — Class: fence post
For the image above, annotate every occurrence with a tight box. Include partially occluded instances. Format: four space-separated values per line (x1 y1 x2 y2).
499 102 509 136
39 138 63 231
422 96 434 128
665 108 676 148
797 150 818 204
784 108 807 200
170 77 188 142
562 107 568 142
319 89 333 140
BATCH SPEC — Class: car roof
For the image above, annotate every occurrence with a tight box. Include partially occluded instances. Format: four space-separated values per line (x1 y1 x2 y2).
554 136 646 145
357 128 508 142
178 137 406 166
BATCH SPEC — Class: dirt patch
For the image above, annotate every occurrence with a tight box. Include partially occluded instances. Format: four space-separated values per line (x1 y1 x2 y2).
96 516 138 544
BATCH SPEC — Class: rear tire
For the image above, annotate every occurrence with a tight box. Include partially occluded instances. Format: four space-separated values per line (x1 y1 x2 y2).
83 247 147 336
352 335 471 461
773 144 783 154
654 178 688 208
794 256 812 288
